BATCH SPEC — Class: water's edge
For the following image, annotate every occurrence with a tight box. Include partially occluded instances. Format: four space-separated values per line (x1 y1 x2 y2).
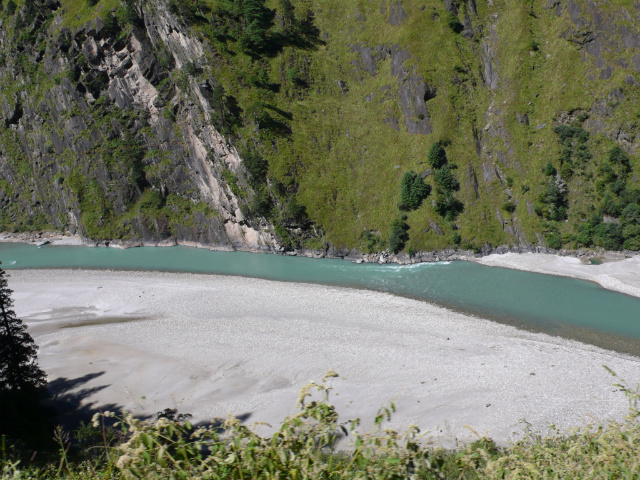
0 229 633 267
2 241 640 358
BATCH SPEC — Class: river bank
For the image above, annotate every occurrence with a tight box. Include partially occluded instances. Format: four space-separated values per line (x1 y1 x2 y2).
8 268 640 447
2 231 639 301
475 253 640 299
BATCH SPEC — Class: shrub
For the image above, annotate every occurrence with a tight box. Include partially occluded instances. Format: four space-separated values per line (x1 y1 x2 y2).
553 125 589 144
5 0 16 15
445 12 463 33
273 222 293 250
543 161 557 176
162 108 176 121
87 376 450 480
609 146 631 175
601 193 622 217
102 10 120 37
598 163 618 185
536 178 568 221
250 190 273 218
362 230 384 253
623 227 640 250
222 169 243 198
284 197 309 226
167 0 208 25
434 193 464 221
243 149 269 186
389 217 409 253
120 0 143 27
560 162 573 180
84 70 109 97
621 203 640 226
545 231 563 250
183 61 199 77
593 223 624 251
502 201 516 214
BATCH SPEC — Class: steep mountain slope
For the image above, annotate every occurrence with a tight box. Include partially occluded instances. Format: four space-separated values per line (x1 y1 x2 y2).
1 0 639 258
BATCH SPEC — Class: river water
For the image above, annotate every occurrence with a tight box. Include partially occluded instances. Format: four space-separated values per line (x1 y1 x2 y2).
1 242 639 353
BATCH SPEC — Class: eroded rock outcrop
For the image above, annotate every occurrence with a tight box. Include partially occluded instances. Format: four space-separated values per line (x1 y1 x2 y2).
0 0 278 251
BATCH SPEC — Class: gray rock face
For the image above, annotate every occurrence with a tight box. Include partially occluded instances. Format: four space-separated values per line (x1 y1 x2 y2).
428 219 445 235
350 43 435 135
462 9 475 38
2 98 22 127
482 34 499 90
389 45 411 77
443 0 459 15
398 71 433 135
0 0 278 252
467 0 478 16
350 44 378 76
389 47 433 134
482 162 499 185
466 166 480 199
388 3 407 25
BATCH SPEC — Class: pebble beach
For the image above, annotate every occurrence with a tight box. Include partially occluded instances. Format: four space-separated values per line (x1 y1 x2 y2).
7 264 640 446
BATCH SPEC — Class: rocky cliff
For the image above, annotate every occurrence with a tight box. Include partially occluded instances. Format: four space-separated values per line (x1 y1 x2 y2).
0 0 279 251
1 0 640 256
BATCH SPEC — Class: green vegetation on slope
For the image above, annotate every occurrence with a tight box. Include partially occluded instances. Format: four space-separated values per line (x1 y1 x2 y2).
1 0 640 253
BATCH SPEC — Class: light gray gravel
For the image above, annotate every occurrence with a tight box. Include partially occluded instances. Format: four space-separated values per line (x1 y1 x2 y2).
8 268 640 446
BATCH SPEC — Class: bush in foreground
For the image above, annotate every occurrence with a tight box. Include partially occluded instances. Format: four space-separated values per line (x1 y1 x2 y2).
3 370 640 479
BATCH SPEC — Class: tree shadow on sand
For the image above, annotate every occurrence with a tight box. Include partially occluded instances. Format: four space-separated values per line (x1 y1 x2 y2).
45 372 138 430
46 371 253 432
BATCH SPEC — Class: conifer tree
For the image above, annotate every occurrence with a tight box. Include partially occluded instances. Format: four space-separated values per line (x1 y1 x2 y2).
0 264 46 392
398 171 431 211
427 142 448 169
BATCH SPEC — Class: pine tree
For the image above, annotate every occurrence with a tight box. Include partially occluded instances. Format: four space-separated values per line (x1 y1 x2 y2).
434 164 460 193
0 265 46 393
399 171 431 211
427 142 448 169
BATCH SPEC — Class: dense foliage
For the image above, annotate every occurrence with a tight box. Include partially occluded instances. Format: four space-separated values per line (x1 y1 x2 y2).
0 267 46 393
0 266 52 449
398 171 431 211
429 143 463 222
388 216 410 254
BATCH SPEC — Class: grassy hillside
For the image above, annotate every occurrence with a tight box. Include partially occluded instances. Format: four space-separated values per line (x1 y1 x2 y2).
1 0 640 254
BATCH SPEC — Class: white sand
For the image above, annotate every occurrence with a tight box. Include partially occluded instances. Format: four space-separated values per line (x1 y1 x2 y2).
7 267 640 447
475 253 640 299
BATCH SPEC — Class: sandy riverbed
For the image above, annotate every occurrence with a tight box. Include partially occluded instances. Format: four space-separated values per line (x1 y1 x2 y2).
6 266 640 447
475 253 640 299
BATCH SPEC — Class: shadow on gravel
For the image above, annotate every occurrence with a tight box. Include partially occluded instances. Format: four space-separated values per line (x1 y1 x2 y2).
46 372 143 430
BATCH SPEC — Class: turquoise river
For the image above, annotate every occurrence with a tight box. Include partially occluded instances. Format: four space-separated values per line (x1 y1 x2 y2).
1 242 639 354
